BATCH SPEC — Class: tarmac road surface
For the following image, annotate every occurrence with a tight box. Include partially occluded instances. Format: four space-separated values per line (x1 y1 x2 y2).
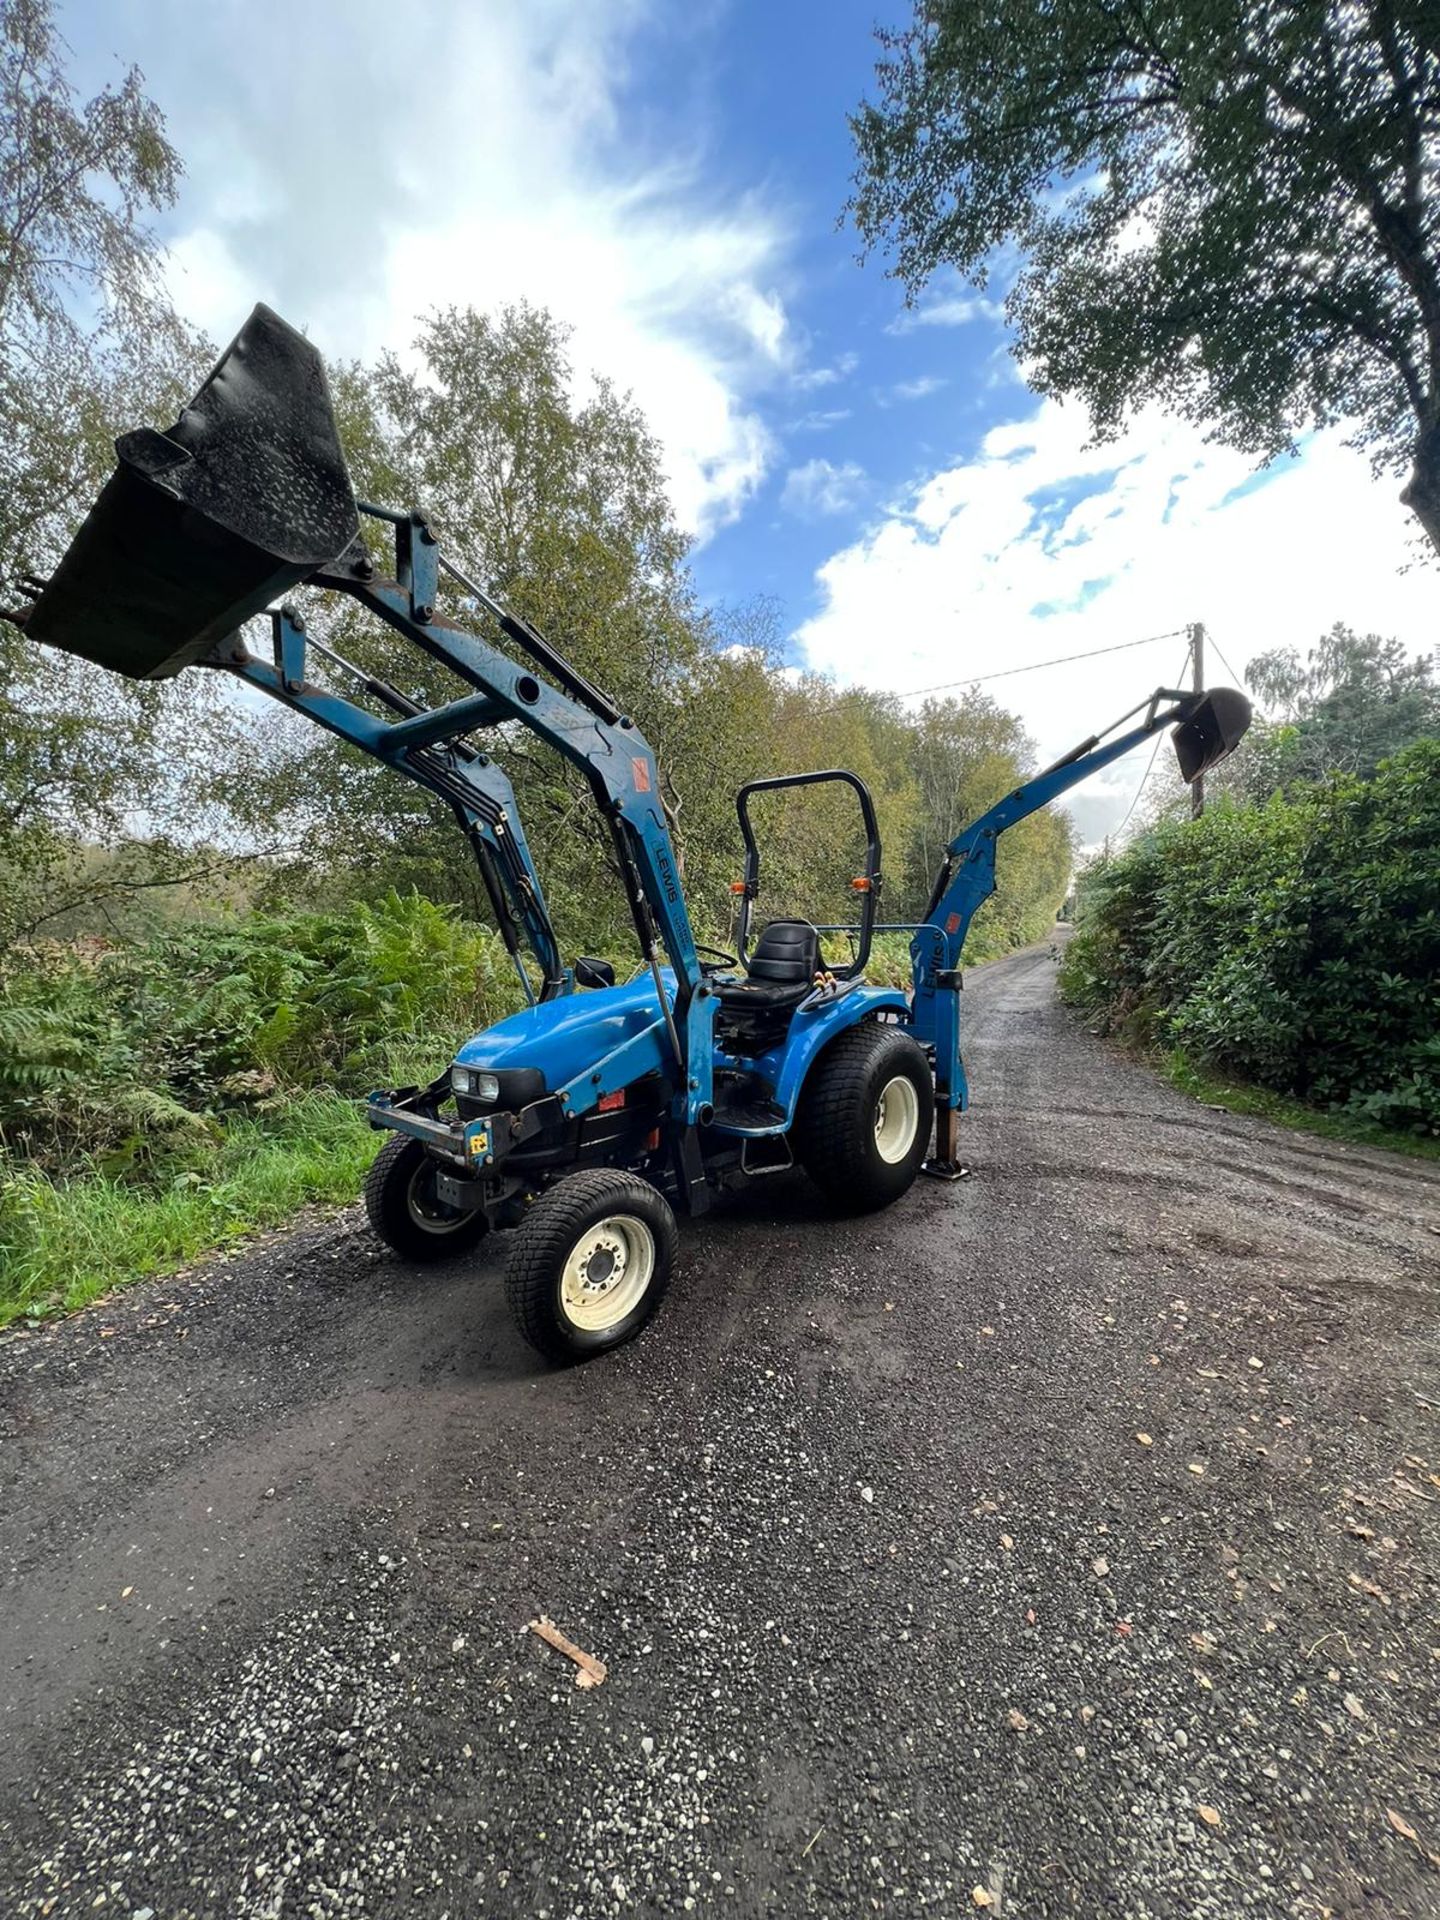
2 942 1438 1919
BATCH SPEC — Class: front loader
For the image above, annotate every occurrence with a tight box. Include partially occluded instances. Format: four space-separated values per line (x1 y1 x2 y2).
13 305 1253 1362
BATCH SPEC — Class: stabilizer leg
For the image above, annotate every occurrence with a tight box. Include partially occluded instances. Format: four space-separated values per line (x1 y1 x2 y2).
921 1103 970 1182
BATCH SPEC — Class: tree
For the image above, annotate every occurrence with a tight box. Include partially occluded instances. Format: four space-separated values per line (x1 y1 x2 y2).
239 306 717 951
0 0 192 578
850 2 1440 558
372 303 702 723
905 690 1032 890
0 0 178 331
0 0 236 952
902 691 1074 949
1245 621 1439 777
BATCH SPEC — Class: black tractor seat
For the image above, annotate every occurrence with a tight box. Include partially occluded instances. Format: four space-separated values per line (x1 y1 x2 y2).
715 919 820 1011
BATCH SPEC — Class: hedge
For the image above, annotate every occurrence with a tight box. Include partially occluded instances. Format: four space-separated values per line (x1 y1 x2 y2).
1059 739 1440 1136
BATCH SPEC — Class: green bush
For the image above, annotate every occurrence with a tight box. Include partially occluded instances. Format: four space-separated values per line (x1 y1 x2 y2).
1060 740 1440 1135
0 892 542 1321
0 891 525 1180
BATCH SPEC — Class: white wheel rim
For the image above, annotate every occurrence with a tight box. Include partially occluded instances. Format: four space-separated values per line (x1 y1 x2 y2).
873 1074 920 1164
405 1162 473 1235
559 1214 656 1331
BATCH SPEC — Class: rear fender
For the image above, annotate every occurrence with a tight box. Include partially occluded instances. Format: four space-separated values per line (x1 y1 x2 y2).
754 987 912 1131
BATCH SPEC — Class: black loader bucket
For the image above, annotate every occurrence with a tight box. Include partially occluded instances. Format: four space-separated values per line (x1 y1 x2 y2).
25 304 359 679
1172 687 1252 783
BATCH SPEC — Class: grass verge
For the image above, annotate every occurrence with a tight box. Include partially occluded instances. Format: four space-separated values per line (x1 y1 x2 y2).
0 1093 381 1329
1164 1050 1440 1163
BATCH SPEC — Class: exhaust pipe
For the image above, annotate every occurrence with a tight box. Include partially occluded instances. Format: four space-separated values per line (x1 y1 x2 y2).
24 304 359 679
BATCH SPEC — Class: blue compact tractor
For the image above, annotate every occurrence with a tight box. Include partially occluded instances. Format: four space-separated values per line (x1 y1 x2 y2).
16 307 1251 1361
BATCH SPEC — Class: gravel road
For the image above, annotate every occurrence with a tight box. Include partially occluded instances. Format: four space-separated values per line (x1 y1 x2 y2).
2 943 1438 1920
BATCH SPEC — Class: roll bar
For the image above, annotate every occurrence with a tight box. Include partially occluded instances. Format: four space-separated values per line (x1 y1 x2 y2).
733 768 882 979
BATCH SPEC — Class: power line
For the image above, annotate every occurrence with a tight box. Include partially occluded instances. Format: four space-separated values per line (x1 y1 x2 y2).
1113 729 1167 841
1206 629 1244 689
898 626 1186 700
1114 635 1194 840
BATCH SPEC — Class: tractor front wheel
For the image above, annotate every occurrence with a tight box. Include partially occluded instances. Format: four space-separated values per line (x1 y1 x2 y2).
795 1023 934 1213
505 1169 677 1364
363 1134 490 1262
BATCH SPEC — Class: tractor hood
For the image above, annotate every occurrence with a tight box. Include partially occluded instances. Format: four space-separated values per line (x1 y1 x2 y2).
454 971 673 1095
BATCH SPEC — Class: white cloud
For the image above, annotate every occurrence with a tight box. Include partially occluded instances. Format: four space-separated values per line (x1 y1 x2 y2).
887 292 1005 334
885 256 1020 336
794 407 852 432
887 374 948 403
141 0 790 541
781 458 867 519
793 400 1438 841
792 352 859 391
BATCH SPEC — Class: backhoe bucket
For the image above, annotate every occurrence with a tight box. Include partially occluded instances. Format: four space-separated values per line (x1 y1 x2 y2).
25 304 358 679
1172 687 1252 783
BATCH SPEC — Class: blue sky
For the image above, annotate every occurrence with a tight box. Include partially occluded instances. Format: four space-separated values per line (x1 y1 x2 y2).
61 0 1437 840
618 0 976 616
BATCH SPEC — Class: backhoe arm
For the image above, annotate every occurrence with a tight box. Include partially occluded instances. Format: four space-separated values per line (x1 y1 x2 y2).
910 684 1252 1164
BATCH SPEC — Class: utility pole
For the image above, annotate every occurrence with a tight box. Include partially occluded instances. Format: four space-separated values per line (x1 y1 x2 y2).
1189 621 1206 820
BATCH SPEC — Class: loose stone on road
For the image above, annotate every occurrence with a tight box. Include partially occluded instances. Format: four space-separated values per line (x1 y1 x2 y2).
2 945 1437 1917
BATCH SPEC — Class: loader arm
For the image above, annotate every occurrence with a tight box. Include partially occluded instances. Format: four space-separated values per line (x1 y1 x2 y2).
210 511 716 1134
299 512 711 1110
212 603 566 1003
15 304 714 1140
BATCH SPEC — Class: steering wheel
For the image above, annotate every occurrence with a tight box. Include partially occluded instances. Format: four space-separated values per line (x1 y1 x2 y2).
695 942 739 970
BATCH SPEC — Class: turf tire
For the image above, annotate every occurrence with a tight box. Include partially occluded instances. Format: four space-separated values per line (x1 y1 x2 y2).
505 1168 677 1364
795 1022 934 1213
363 1133 490 1262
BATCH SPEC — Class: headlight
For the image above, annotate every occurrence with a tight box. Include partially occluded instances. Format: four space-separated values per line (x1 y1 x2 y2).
450 1066 502 1104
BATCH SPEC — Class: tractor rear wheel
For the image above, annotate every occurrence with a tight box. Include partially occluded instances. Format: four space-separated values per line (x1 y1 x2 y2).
363 1134 489 1262
795 1022 934 1213
505 1169 677 1364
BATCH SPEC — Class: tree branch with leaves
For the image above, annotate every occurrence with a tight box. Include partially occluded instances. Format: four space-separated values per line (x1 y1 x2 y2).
850 0 1440 557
